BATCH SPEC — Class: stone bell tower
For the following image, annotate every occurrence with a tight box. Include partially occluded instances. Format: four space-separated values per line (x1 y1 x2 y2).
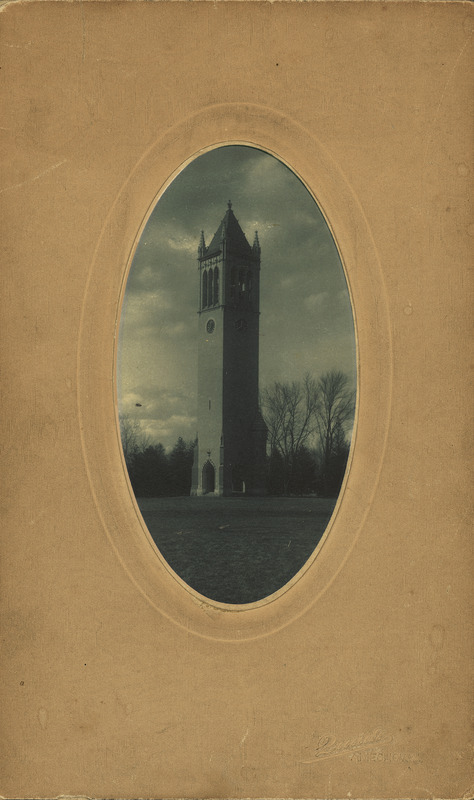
190 202 267 496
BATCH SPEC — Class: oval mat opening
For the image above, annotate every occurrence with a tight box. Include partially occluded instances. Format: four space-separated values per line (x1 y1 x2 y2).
117 145 356 605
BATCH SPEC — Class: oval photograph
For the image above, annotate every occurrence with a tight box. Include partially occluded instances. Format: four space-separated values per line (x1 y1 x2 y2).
117 145 356 605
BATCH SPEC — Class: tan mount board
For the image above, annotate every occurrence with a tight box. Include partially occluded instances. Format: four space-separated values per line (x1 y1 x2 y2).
1 2 472 798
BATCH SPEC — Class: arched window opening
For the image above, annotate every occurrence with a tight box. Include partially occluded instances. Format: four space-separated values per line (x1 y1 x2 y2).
232 464 246 494
247 271 252 292
239 269 246 292
202 270 208 308
208 269 214 307
202 461 215 495
214 266 219 305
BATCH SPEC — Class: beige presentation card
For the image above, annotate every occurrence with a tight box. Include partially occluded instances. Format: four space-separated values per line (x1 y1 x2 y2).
1 1 472 798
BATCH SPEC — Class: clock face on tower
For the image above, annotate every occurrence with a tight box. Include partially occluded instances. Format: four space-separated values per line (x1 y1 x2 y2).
235 318 248 332
206 319 215 334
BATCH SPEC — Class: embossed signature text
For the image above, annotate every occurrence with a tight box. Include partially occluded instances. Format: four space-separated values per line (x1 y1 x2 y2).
301 728 393 763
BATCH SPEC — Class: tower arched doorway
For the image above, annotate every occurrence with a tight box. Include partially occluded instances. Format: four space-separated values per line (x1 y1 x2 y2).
232 465 246 494
202 461 215 494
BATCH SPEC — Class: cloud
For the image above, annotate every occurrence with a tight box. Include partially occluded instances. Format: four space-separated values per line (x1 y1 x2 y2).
165 234 197 254
303 292 329 312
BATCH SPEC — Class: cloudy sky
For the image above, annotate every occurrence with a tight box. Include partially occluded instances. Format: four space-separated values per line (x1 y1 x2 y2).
117 146 356 450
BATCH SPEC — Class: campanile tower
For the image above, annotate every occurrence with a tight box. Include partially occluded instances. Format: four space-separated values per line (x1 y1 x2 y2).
190 202 267 496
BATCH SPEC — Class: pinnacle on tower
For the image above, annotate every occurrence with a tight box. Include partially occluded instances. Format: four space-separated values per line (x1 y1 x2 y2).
252 230 261 256
198 230 206 257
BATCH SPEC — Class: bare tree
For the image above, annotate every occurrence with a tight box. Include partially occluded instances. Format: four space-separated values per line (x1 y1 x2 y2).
262 370 355 496
119 413 151 470
261 373 319 494
314 370 355 494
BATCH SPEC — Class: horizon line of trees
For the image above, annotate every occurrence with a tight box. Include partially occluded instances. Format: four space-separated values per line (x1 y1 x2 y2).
120 370 355 498
120 417 195 497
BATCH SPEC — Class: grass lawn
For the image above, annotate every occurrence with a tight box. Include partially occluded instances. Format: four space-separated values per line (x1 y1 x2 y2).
137 496 337 604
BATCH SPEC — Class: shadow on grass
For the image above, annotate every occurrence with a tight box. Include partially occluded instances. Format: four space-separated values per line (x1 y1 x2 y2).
137 496 337 604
